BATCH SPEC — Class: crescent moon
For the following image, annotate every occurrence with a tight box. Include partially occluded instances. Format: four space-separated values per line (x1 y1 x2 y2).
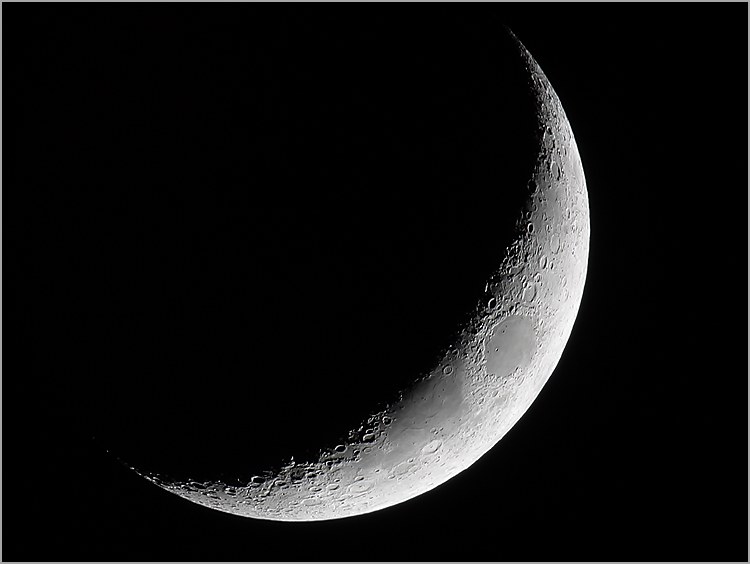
134 32 590 522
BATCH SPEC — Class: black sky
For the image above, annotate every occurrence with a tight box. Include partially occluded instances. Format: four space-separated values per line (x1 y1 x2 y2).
4 5 748 562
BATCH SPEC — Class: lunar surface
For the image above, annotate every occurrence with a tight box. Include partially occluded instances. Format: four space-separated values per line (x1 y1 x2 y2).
135 32 590 521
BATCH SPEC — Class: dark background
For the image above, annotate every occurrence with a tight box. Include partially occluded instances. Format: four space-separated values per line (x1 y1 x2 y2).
4 5 748 562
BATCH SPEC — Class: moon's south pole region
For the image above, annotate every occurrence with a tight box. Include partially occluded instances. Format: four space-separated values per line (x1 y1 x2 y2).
133 31 591 521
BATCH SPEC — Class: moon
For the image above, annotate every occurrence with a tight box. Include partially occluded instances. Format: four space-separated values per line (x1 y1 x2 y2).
133 31 590 522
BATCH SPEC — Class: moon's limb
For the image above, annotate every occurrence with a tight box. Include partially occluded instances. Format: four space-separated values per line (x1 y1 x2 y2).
137 33 590 521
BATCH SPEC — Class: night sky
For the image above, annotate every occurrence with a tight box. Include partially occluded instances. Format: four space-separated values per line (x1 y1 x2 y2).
4 5 747 561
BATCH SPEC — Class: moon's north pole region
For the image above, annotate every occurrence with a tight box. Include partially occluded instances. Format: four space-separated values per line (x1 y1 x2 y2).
135 32 590 521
